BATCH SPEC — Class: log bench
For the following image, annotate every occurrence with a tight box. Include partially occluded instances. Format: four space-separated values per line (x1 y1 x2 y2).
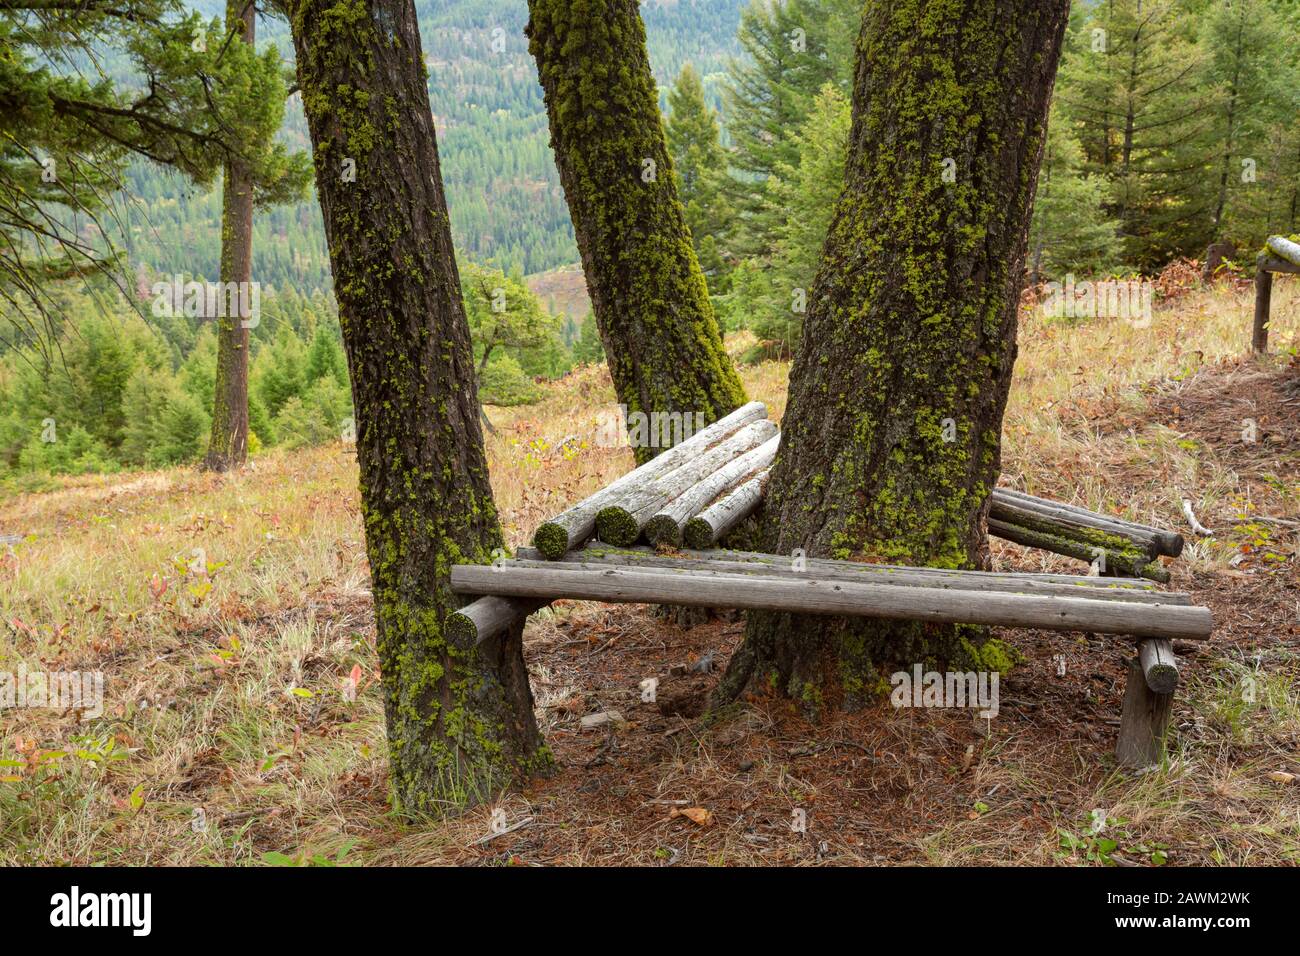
452 401 1209 768
1253 235 1300 353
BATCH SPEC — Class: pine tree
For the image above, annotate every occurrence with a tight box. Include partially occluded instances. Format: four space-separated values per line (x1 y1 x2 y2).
0 0 307 349
1054 0 1212 263
254 325 306 419
305 324 348 389
752 82 851 357
1197 0 1293 246
573 316 605 365
1028 102 1123 281
284 0 545 812
204 2 312 472
717 0 1071 712
665 63 727 252
526 0 746 462
718 0 861 260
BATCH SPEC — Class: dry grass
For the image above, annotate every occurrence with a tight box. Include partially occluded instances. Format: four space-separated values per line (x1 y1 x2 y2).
1 276 1298 866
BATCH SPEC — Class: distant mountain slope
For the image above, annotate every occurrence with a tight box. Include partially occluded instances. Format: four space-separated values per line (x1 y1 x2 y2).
125 0 747 293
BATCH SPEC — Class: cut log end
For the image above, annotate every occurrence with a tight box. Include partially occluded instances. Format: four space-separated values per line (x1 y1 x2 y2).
643 514 682 548
683 516 715 550
1157 532 1185 558
1140 638 1179 694
1144 661 1179 695
532 522 570 561
595 506 639 547
446 610 479 646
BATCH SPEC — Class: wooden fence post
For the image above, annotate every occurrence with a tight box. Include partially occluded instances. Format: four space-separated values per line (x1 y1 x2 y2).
1116 651 1174 769
1253 254 1273 353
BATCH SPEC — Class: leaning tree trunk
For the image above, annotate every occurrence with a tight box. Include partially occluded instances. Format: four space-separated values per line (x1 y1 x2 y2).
285 0 547 812
526 0 746 463
715 0 1072 714
203 0 256 473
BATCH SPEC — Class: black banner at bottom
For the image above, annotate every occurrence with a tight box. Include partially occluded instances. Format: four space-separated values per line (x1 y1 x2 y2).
0 864 1275 940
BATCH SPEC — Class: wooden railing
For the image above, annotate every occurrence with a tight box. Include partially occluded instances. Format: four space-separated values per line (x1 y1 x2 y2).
1253 235 1300 352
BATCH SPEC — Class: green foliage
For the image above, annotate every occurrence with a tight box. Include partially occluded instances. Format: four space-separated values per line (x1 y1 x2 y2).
0 255 583 484
17 425 116 476
572 315 605 365
305 324 348 389
717 0 861 261
665 62 729 266
119 365 210 467
273 375 351 449
1052 0 1300 264
749 82 851 355
1196 0 1299 245
1028 103 1124 280
0 0 308 342
0 287 360 485
460 261 568 385
478 353 541 406
255 324 308 419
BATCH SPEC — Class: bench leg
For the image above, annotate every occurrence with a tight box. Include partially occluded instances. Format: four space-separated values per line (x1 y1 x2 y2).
1253 266 1272 353
1117 653 1174 769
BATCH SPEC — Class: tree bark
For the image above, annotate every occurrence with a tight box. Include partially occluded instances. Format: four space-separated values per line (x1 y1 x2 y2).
202 0 256 473
526 0 746 463
716 0 1072 714
285 0 547 813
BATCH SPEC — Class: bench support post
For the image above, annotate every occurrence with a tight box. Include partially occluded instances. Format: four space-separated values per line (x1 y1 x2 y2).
1253 257 1273 353
1116 649 1174 769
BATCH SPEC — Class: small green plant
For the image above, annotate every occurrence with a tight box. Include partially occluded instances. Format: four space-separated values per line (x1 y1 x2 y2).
262 840 356 867
1056 815 1168 866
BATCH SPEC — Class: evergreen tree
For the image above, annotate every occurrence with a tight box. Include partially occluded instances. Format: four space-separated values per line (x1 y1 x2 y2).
572 316 605 365
204 0 312 473
527 0 746 462
254 324 306 419
304 323 348 388
717 0 1071 712
718 0 861 260
1028 102 1123 281
120 364 209 467
0 0 309 349
665 63 728 253
1198 0 1292 246
1054 0 1211 263
750 82 850 357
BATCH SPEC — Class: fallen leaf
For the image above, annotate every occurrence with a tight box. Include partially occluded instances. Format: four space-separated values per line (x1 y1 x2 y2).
670 806 712 826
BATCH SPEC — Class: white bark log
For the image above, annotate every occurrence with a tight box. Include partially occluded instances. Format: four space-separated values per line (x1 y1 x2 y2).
451 564 1213 641
644 435 779 546
530 400 767 558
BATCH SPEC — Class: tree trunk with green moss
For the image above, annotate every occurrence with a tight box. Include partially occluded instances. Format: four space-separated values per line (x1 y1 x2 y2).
285 0 547 813
526 0 745 463
202 0 256 473
715 0 1071 714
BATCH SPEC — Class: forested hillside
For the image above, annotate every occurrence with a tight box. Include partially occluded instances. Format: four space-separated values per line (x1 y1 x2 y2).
126 0 747 290
3 0 1298 488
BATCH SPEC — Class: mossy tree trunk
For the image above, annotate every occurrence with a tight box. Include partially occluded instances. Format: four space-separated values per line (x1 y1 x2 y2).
202 0 256 473
285 0 547 812
715 0 1071 713
526 0 746 463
